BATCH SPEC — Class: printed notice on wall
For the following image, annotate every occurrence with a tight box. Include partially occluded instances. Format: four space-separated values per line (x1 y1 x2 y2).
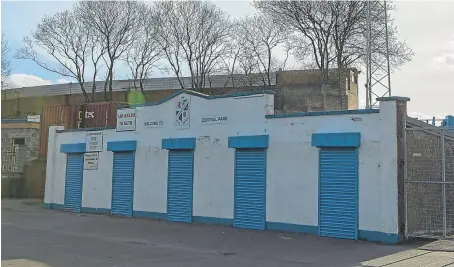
117 108 136 131
85 131 103 152
84 152 99 170
144 119 164 128
201 115 228 125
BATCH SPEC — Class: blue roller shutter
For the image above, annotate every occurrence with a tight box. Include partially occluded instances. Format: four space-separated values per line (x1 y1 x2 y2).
64 153 84 212
234 149 266 230
319 148 358 240
167 150 194 223
111 152 135 217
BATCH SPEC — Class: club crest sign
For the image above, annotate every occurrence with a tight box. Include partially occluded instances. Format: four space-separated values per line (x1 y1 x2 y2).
175 95 190 127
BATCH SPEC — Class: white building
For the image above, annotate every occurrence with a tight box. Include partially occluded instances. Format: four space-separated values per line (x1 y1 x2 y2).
44 90 409 244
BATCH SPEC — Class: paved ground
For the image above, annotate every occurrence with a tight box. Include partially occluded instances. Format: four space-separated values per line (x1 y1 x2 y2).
1 199 453 267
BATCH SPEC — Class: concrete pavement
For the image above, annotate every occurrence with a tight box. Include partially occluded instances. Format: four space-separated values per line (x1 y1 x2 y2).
1 199 452 267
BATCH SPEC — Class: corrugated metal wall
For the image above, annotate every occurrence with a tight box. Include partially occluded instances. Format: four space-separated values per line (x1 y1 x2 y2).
38 102 124 158
39 105 65 158
2 74 277 100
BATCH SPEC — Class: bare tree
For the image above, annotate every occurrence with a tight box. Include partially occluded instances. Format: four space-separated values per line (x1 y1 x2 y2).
16 10 92 102
89 33 106 102
153 1 231 92
255 1 413 75
1 34 12 88
76 1 144 100
256 1 337 80
124 6 163 92
234 14 289 87
217 41 240 88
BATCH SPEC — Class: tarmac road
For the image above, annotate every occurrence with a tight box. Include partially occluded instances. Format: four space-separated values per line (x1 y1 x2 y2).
2 199 451 267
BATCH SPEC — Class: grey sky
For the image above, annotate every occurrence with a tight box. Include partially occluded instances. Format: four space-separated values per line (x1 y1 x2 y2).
1 0 453 118
390 1 454 118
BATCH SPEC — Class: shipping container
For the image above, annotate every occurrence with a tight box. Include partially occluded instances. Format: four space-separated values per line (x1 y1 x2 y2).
38 102 126 158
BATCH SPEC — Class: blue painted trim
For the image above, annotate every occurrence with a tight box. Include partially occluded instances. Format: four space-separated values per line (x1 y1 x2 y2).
116 89 275 108
60 143 86 153
44 203 64 210
193 216 233 226
376 96 410 102
266 109 379 119
107 140 137 152
162 137 196 150
311 132 361 148
233 148 267 230
54 203 64 210
64 153 84 213
166 150 195 222
57 126 115 133
444 115 454 127
266 222 318 235
317 150 321 237
264 151 267 229
133 211 167 220
42 203 400 244
110 151 135 217
81 207 111 214
228 135 269 149
2 119 33 124
355 149 359 240
318 148 359 240
359 230 399 244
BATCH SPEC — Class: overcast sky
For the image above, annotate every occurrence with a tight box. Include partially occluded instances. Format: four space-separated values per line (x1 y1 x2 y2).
1 1 453 119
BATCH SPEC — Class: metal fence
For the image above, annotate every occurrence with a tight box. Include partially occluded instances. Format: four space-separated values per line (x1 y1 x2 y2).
1 146 26 175
405 127 454 239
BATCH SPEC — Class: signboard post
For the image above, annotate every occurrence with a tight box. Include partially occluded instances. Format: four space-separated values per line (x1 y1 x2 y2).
84 152 99 170
85 131 103 152
117 108 137 131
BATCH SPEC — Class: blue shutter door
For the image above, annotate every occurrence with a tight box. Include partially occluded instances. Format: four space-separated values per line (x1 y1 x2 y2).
111 152 135 217
234 149 266 230
319 148 358 240
64 153 84 212
167 150 194 223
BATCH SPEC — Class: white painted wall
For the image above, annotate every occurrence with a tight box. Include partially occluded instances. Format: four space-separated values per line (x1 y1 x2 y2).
45 91 399 236
265 105 398 234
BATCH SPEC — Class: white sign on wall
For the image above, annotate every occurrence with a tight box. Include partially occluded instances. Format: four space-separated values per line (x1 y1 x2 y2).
117 108 136 131
85 131 103 152
84 152 99 170
201 115 228 125
144 119 164 128
27 115 40 122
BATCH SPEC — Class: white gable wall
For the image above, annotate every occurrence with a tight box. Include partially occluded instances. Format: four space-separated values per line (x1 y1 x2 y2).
45 91 401 243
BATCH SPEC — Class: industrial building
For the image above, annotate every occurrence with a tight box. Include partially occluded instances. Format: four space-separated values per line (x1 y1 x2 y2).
1 69 359 117
44 90 410 244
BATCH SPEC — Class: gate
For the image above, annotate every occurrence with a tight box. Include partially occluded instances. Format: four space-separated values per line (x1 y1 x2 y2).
1 146 26 174
1 146 27 197
405 127 454 239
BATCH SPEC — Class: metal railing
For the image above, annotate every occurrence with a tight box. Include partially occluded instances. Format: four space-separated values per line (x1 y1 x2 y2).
1 146 26 175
